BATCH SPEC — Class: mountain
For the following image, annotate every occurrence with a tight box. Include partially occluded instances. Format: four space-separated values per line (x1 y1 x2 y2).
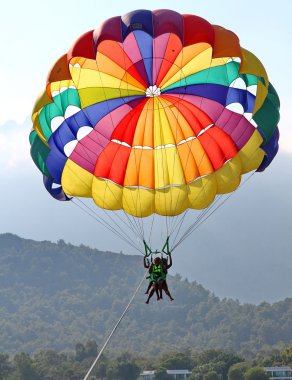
0 233 292 356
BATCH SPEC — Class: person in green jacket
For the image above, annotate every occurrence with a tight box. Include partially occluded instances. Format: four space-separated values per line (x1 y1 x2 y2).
144 256 162 303
144 255 174 303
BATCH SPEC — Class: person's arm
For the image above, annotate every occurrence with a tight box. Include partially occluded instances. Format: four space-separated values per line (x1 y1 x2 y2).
166 252 172 269
143 240 152 258
144 256 149 268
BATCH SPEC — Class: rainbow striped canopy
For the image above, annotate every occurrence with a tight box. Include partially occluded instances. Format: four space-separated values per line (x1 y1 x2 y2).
30 9 280 217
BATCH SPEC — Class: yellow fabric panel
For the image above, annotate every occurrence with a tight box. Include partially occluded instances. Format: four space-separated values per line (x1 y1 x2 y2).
165 146 186 185
238 130 265 173
161 46 212 89
93 178 155 216
92 177 122 210
211 57 231 66
177 143 200 183
132 99 153 147
155 186 189 216
69 57 87 67
70 67 144 93
159 98 184 144
240 48 269 87
188 175 217 209
122 187 155 217
139 149 154 188
78 87 143 108
33 117 48 145
159 98 194 143
253 80 268 115
156 100 177 146
154 146 186 188
49 79 74 95
159 43 210 88
154 148 169 188
32 89 52 119
61 159 93 197
215 155 242 194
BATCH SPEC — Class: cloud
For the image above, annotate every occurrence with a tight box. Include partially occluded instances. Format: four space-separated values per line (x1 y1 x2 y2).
0 118 33 178
278 97 292 154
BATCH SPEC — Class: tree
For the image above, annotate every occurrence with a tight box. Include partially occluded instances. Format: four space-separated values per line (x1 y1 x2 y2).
244 367 269 380
0 353 10 380
106 354 141 380
12 353 40 380
75 343 86 362
85 340 98 358
204 371 221 380
192 350 244 380
228 362 250 380
156 350 192 370
154 368 171 380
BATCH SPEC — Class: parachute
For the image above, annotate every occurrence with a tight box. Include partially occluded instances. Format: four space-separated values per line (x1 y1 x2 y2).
29 10 280 253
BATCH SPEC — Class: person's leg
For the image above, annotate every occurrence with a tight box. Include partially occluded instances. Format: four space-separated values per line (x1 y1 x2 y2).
146 283 158 303
158 280 163 299
163 281 174 301
145 281 153 294
155 282 160 300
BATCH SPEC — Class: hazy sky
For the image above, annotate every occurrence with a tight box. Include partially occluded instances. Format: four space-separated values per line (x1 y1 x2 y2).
0 0 291 302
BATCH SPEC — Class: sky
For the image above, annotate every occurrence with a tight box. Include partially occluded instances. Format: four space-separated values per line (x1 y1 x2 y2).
0 0 291 303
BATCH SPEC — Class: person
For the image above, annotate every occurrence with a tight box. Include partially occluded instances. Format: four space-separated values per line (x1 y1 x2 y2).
144 254 174 303
144 256 161 303
160 253 174 301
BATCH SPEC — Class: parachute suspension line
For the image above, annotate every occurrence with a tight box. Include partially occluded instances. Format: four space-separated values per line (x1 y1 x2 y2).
172 171 256 251
170 188 227 245
171 195 223 249
74 197 144 243
147 214 155 246
71 198 144 254
83 273 145 380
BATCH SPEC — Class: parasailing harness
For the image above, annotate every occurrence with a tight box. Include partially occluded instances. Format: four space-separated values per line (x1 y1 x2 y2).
143 237 171 281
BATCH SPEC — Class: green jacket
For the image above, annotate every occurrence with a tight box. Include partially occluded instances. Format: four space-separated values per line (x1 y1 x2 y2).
149 263 166 281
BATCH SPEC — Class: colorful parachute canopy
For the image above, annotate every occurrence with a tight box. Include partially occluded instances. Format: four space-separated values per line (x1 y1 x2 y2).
30 9 280 217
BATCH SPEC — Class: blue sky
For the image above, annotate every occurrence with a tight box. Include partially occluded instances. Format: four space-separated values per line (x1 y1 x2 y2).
0 1 291 302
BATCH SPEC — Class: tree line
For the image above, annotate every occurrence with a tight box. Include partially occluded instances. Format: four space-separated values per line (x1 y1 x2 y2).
1 342 292 380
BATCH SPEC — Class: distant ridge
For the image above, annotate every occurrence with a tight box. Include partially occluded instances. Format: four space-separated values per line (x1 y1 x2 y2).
0 233 292 355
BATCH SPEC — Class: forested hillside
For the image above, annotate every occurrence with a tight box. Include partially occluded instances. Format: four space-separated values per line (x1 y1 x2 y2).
0 233 292 355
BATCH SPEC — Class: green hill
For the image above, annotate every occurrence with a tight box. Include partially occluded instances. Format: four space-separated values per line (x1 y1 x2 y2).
0 233 292 355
